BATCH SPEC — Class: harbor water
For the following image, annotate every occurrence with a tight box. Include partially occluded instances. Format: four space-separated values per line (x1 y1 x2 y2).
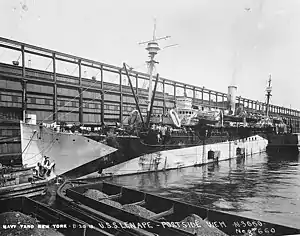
106 152 300 229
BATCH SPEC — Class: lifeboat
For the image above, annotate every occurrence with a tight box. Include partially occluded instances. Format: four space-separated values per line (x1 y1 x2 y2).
195 110 221 125
169 109 181 127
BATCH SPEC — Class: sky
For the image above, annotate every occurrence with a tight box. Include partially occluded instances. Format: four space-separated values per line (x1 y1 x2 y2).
1 0 300 109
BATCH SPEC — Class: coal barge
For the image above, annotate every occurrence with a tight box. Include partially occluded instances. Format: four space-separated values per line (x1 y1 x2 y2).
1 177 300 236
53 179 300 235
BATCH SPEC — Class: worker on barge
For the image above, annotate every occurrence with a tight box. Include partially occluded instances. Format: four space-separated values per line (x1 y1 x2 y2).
34 156 55 178
42 156 55 177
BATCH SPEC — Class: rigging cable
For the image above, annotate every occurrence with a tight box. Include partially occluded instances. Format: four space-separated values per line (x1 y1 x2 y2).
40 63 149 123
21 130 36 154
23 137 57 162
40 69 109 123
45 60 52 71
53 82 133 122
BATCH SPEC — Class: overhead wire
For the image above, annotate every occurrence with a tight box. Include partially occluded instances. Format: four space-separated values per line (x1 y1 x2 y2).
64 67 70 75
55 79 136 124
21 130 36 154
40 62 148 124
67 63 153 123
23 137 57 162
70 66 78 75
40 68 109 123
45 60 52 71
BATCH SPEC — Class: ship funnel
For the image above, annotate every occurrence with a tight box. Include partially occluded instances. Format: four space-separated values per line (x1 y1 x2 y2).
227 86 237 115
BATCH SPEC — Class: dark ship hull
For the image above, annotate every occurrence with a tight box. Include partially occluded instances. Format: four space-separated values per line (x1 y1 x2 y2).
266 133 300 154
83 126 269 177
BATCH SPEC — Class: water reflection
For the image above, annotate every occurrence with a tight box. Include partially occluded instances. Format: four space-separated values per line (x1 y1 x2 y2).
107 152 300 228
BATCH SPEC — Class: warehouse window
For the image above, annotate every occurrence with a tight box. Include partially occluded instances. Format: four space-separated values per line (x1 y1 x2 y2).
72 101 76 107
12 96 18 103
45 99 50 105
12 129 19 136
30 98 36 104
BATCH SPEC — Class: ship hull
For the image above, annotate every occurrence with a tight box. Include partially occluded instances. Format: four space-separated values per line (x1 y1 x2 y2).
266 133 300 154
103 130 232 167
82 134 268 178
102 126 262 163
20 122 117 179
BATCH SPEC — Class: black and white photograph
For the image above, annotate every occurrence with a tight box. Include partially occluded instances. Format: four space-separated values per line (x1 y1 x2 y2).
0 0 300 235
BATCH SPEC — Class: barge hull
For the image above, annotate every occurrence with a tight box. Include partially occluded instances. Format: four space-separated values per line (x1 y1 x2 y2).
57 180 300 236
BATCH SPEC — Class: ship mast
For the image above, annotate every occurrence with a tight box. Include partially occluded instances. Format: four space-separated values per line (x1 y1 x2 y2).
265 74 272 117
139 20 170 114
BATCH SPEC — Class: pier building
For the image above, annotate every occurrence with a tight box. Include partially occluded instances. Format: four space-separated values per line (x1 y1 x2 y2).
0 36 299 141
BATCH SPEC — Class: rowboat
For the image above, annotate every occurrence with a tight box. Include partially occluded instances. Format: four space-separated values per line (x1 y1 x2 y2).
0 166 47 200
56 180 300 236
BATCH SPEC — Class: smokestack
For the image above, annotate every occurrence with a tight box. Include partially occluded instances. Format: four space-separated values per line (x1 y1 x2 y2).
227 86 237 115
